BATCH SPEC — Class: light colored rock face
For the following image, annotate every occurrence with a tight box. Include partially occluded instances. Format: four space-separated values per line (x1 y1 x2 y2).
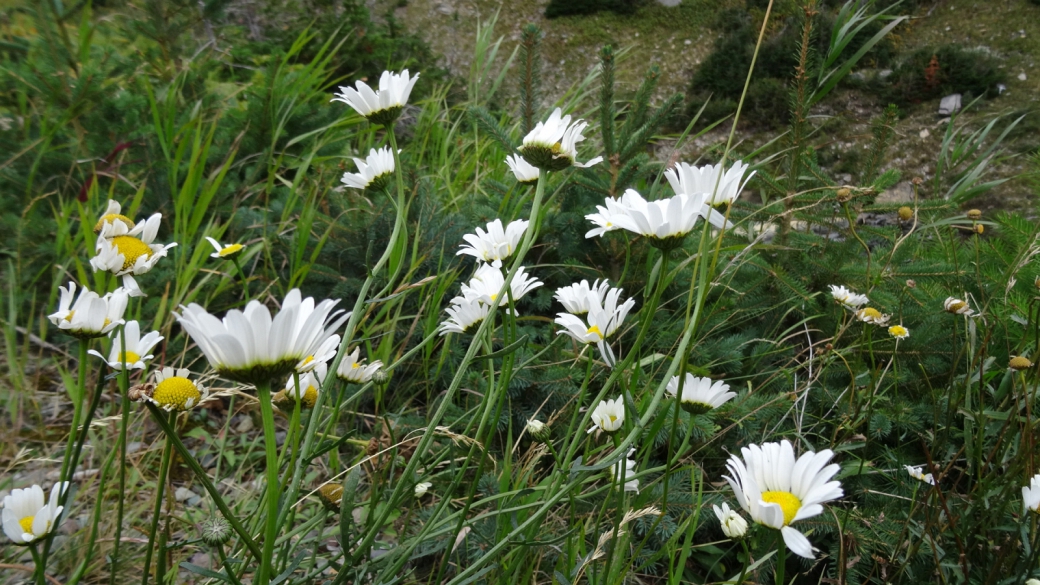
938 94 962 115
656 0 682 6
877 182 914 204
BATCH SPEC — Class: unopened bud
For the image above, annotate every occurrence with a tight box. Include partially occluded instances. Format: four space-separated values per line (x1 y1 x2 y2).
318 483 344 511
835 187 852 202
974 224 984 235
967 209 982 220
372 369 389 386
526 419 551 442
911 177 923 186
199 516 232 547
898 206 913 221
906 279 916 288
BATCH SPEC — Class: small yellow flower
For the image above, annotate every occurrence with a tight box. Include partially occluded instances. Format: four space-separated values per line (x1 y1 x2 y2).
888 325 909 339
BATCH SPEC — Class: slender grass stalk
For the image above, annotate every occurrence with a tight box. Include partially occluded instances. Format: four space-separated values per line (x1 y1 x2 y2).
256 380 280 583
142 410 176 585
30 544 44 585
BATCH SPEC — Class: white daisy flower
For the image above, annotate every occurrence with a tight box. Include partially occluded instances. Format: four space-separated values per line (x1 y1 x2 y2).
944 297 976 317
414 482 432 497
713 503 748 539
584 189 728 249
722 439 843 559
665 374 736 413
460 264 543 308
87 320 163 370
612 448 639 493
588 397 625 434
584 196 632 239
518 108 603 171
505 154 540 184
855 307 890 326
828 285 869 309
665 160 754 206
331 70 419 125
48 282 128 339
335 347 383 384
297 334 341 374
340 146 395 191
205 237 245 260
439 296 490 336
888 325 909 340
2 482 68 544
91 213 177 297
175 289 349 385
457 218 530 268
554 279 611 315
284 363 327 408
93 199 135 233
905 465 935 485
147 367 207 412
1023 474 1040 513
555 287 635 367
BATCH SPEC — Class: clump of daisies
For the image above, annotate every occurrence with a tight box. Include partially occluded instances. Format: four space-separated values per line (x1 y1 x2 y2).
439 263 542 335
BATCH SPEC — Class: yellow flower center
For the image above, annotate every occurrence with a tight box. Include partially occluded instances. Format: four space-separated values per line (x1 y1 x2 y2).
351 362 360 369
586 325 602 340
858 307 881 320
302 385 318 408
607 414 617 423
889 326 907 338
112 235 153 271
119 351 142 364
64 310 75 322
490 293 498 302
19 515 34 534
761 491 802 526
95 213 135 233
218 243 243 257
153 376 201 411
300 355 315 366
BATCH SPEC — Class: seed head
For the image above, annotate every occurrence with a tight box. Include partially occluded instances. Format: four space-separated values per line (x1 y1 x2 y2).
967 209 982 220
897 206 913 221
1010 356 1033 371
835 188 852 202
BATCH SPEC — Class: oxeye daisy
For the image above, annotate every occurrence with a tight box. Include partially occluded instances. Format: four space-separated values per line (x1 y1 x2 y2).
281 363 327 409
88 320 163 370
584 188 728 250
91 213 177 297
94 199 135 233
722 439 843 559
340 146 395 192
713 503 748 539
175 289 349 385
944 296 976 317
665 374 737 414
828 285 869 309
48 282 128 339
297 335 341 374
555 279 611 315
331 70 419 125
1024 474 1040 514
460 264 543 309
505 154 540 184
611 448 639 493
457 218 530 268
588 397 625 434
664 160 754 206
335 347 383 384
888 325 909 339
146 367 207 412
905 465 935 485
1010 356 1034 371
414 482 432 497
439 296 490 336
205 237 245 261
518 108 603 171
856 307 890 326
2 482 68 545
555 287 635 367
584 196 631 239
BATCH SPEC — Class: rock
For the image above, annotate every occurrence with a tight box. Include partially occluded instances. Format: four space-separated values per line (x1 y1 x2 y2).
126 441 143 454
684 39 691 45
938 94 961 115
878 69 893 79
877 182 914 205
919 129 930 139
235 415 254 433
1019 72 1028 81
849 71 866 82
174 487 197 502
435 2 452 15
656 0 681 5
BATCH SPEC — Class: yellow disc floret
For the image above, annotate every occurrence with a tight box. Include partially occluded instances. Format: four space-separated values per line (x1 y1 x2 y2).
586 324 603 340
19 515 34 534
112 236 154 271
761 490 802 526
152 376 201 411
95 214 135 233
218 243 244 258
120 351 141 364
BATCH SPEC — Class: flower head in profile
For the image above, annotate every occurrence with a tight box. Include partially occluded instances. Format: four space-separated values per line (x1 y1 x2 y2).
2 482 68 544
145 367 207 412
205 237 245 261
460 264 543 308
585 189 728 250
297 334 340 374
944 297 976 317
828 285 869 309
555 287 635 367
518 108 603 171
666 374 736 414
336 347 383 384
1010 356 1034 371
457 218 530 268
91 213 177 297
94 199 135 233
281 363 327 409
713 503 748 539
526 419 551 442
438 296 490 336
88 320 163 370
555 279 611 315
664 160 754 207
505 154 540 184
1023 474 1040 513
49 282 128 339
588 397 625 434
905 465 935 485
722 439 843 559
332 70 419 125
414 482 432 498
175 289 348 385
611 448 639 493
889 325 909 340
856 307 890 326
340 146 395 192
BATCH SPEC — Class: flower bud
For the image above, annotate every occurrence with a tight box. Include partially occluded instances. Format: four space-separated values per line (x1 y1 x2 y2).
414 482 432 497
713 504 748 539
897 206 913 221
526 418 551 442
974 224 984 235
318 483 344 511
911 177 923 186
906 279 916 288
835 187 852 202
1010 356 1033 371
967 209 982 220
199 516 233 547
372 369 389 386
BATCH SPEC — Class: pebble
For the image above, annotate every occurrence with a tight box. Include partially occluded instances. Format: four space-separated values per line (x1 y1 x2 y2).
919 129 930 139
235 416 254 433
174 487 198 502
1019 72 1028 81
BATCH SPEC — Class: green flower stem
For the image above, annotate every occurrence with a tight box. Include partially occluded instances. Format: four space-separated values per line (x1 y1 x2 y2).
142 410 176 585
256 381 280 583
58 340 89 486
217 545 244 585
66 437 119 585
144 403 263 561
775 537 786 585
736 540 751 585
231 256 250 301
30 544 44 585
110 327 132 585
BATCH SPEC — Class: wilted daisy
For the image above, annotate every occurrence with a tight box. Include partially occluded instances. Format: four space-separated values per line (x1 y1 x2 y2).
555 287 635 367
555 279 611 315
1023 474 1040 513
664 160 754 206
666 374 736 414
414 482 432 497
94 199 135 233
889 325 909 340
49 282 128 339
88 320 163 370
713 503 748 539
205 237 245 261
612 448 639 493
340 146 395 192
460 264 543 308
2 482 68 544
722 439 843 559
828 285 869 309
584 189 728 250
439 296 490 336
91 213 177 297
146 367 207 412
588 397 625 434
856 307 890 326
331 69 419 125
905 465 935 485
944 297 976 317
175 289 348 385
336 347 383 384
518 108 603 171
457 218 530 267
505 154 540 184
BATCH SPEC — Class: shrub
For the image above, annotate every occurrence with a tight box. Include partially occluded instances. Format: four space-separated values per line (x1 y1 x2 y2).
544 0 643 18
876 44 1006 106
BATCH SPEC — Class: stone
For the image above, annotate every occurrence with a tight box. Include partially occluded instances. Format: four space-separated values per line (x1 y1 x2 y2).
877 181 914 205
938 94 961 115
656 0 681 5
878 69 893 79
174 487 197 502
235 415 253 433
919 129 930 139
1019 72 1028 81
435 2 452 15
